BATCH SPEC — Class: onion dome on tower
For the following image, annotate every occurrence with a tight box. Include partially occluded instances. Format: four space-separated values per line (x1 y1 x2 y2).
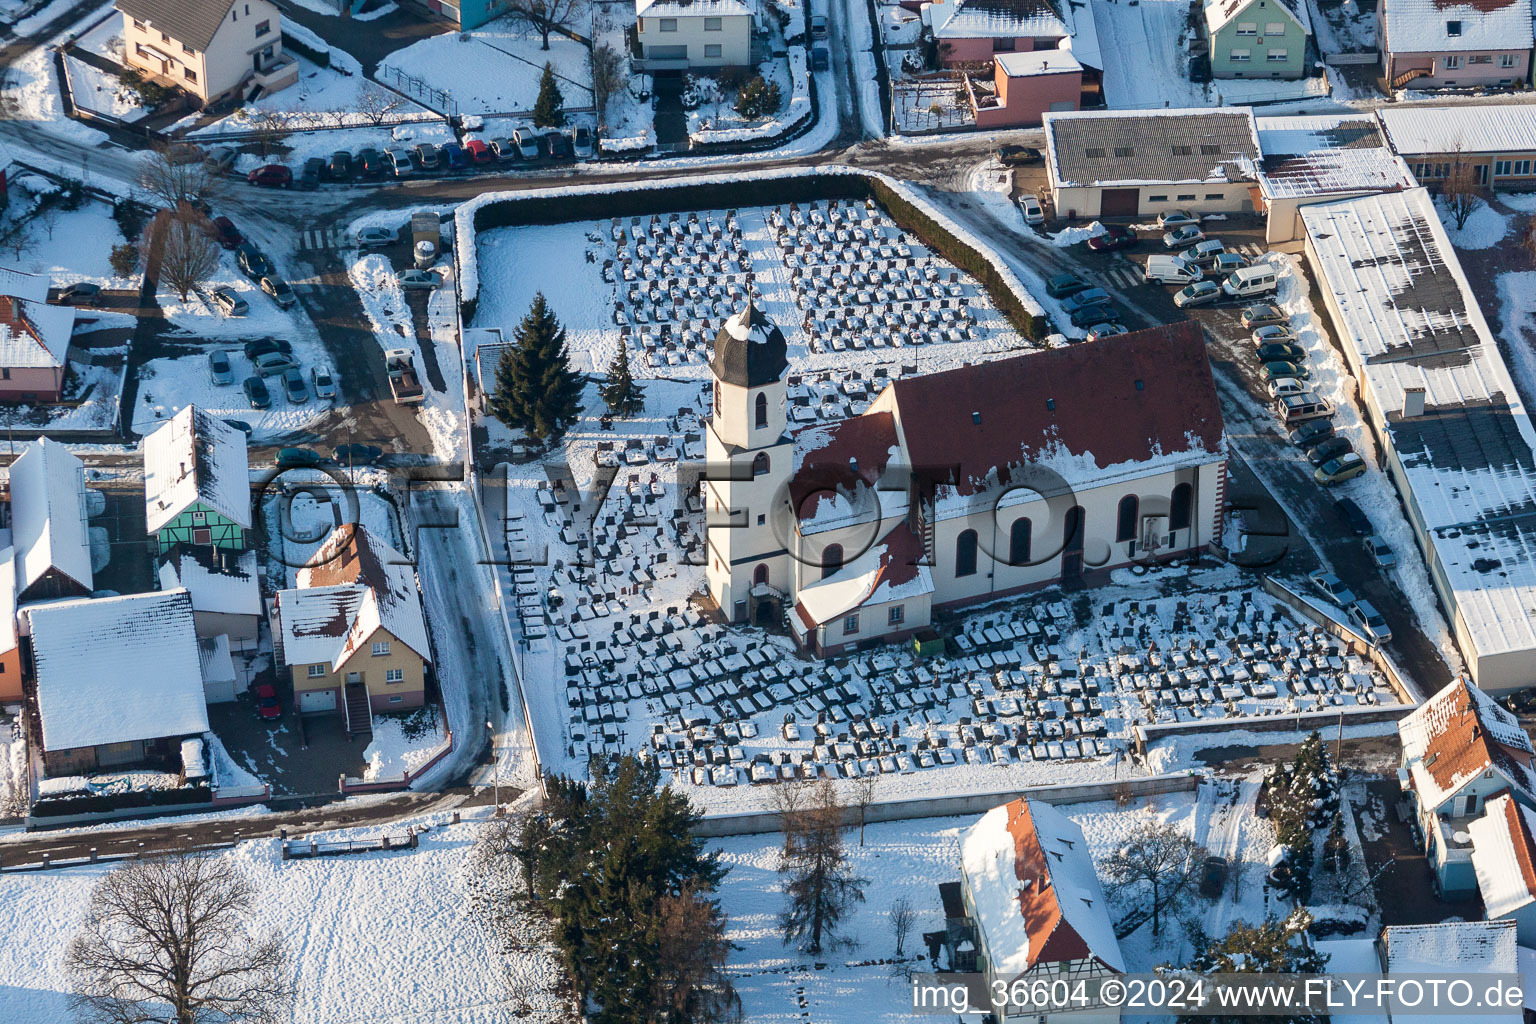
710 294 788 388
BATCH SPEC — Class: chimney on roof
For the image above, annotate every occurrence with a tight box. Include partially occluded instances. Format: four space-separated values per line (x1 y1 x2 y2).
971 411 981 424
1403 387 1426 419
848 456 859 473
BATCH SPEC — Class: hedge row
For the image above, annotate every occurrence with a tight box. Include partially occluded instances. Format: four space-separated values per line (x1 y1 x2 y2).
281 31 331 69
31 783 211 819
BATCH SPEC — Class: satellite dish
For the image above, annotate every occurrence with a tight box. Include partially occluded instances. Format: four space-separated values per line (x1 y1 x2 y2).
1452 830 1472 846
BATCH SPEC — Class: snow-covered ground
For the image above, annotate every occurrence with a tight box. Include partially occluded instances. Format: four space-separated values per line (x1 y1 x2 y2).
0 816 570 1023
362 707 451 782
377 17 592 115
61 53 144 122
1436 195 1510 250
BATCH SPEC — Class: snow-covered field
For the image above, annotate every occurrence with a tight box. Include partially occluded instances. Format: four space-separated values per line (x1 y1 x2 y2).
0 816 570 1023
376 17 592 115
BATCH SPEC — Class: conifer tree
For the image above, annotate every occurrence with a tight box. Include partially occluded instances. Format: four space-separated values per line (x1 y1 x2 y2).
488 292 585 444
599 343 645 417
532 63 566 128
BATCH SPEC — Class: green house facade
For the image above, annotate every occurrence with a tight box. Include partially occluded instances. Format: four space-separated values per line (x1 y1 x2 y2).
144 407 252 558
1205 0 1310 79
154 501 246 554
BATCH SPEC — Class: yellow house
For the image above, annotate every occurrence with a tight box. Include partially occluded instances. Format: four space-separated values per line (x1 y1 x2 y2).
270 524 431 736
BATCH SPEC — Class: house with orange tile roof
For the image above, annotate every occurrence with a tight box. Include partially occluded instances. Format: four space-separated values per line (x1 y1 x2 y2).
1397 677 1536 897
957 797 1123 1020
1467 792 1536 942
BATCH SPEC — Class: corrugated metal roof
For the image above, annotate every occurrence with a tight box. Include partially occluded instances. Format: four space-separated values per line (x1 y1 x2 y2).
1256 114 1416 199
1378 104 1536 156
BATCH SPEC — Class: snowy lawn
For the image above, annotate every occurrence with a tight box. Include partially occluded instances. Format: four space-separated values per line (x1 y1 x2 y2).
1436 194 1510 249
377 17 593 115
62 54 145 122
0 818 570 1023
2 191 132 289
363 706 450 782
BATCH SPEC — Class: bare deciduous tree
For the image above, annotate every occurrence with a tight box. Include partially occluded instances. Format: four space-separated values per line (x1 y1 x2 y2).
890 896 915 958
355 82 404 127
1101 817 1206 937
1441 145 1484 231
589 42 626 125
158 206 221 303
653 882 741 1024
241 109 292 159
850 773 877 847
1522 217 1536 266
137 147 218 210
777 780 867 955
506 0 585 50
65 849 291 1024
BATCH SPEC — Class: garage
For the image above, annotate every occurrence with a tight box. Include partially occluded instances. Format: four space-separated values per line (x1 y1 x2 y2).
1100 188 1140 217
299 688 337 714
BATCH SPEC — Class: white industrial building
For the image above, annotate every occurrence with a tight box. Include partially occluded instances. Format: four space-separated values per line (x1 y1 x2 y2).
1299 187 1536 694
1254 114 1415 247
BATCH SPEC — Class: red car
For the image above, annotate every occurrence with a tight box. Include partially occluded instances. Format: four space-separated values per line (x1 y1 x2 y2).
463 139 495 164
212 216 242 249
246 164 292 188
1086 225 1139 253
255 683 281 719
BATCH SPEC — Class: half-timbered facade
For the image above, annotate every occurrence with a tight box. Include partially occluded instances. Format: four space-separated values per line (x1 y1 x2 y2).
144 405 251 555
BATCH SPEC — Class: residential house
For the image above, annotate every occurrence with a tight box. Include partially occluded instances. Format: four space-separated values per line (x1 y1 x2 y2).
633 0 753 71
0 551 19 703
1300 188 1536 693
1396 678 1536 896
1378 104 1536 188
956 797 1124 1023
1255 114 1415 246
1380 921 1520 1024
115 0 298 106
922 0 1068 63
969 48 1082 129
24 588 208 777
158 546 261 649
270 524 431 734
404 0 504 30
1042 108 1261 219
144 405 250 556
0 267 73 403
706 301 1228 655
9 438 92 603
1468 792 1536 944
1203 0 1310 78
1377 0 1532 90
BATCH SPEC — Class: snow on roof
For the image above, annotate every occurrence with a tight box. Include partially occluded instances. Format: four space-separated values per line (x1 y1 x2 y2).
790 410 907 534
960 798 1125 979
25 588 208 752
197 633 237 690
0 296 74 369
1205 0 1308 38
1300 189 1536 670
996 48 1082 76
1469 792 1536 919
1378 104 1536 157
281 524 431 669
143 405 252 533
158 547 261 618
1397 678 1536 812
114 0 241 51
1060 0 1102 68
9 438 92 595
1384 919 1517 976
792 521 933 630
1381 0 1532 54
1315 938 1389 1024
0 268 51 303
1045 108 1260 189
926 0 1068 39
0 548 16 654
635 0 751 16
1256 115 1416 199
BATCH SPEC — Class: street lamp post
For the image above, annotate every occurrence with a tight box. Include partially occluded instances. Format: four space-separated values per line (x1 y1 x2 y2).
487 719 499 811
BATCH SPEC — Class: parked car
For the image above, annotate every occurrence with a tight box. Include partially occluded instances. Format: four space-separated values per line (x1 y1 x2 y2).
1061 288 1112 314
246 164 291 188
571 126 594 159
1018 195 1045 225
810 45 830 70
211 288 247 316
1306 437 1354 467
1199 855 1229 898
56 282 101 304
397 268 441 290
1068 303 1117 327
212 216 242 249
208 349 234 385
1173 280 1221 308
243 375 271 409
358 148 386 178
202 146 236 173
1085 322 1127 342
333 443 384 466
260 275 295 309
244 338 293 360
253 351 298 376
1288 419 1335 448
1185 239 1227 268
1045 273 1090 299
223 419 254 437
1162 223 1204 249
464 138 495 164
276 447 324 469
1315 452 1367 485
1262 360 1310 383
327 150 354 180
1252 324 1298 346
166 142 203 165
513 128 541 160
1158 209 1201 229
1334 496 1373 536
385 148 414 177
358 225 399 247
236 244 273 280
1189 54 1212 83
1255 342 1305 363
996 144 1043 166
412 144 441 171
809 12 828 37
1365 534 1397 570
1308 569 1356 607
489 137 520 161
299 157 324 190
1209 252 1250 275
1348 599 1392 643
255 682 281 719
1086 225 1137 252
311 365 338 399
281 367 309 404
1267 378 1311 399
544 133 573 160
1241 303 1286 328
439 142 469 170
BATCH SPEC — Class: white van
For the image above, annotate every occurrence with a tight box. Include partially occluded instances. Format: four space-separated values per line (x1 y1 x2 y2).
1144 255 1202 285
1276 391 1333 425
1222 264 1278 298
